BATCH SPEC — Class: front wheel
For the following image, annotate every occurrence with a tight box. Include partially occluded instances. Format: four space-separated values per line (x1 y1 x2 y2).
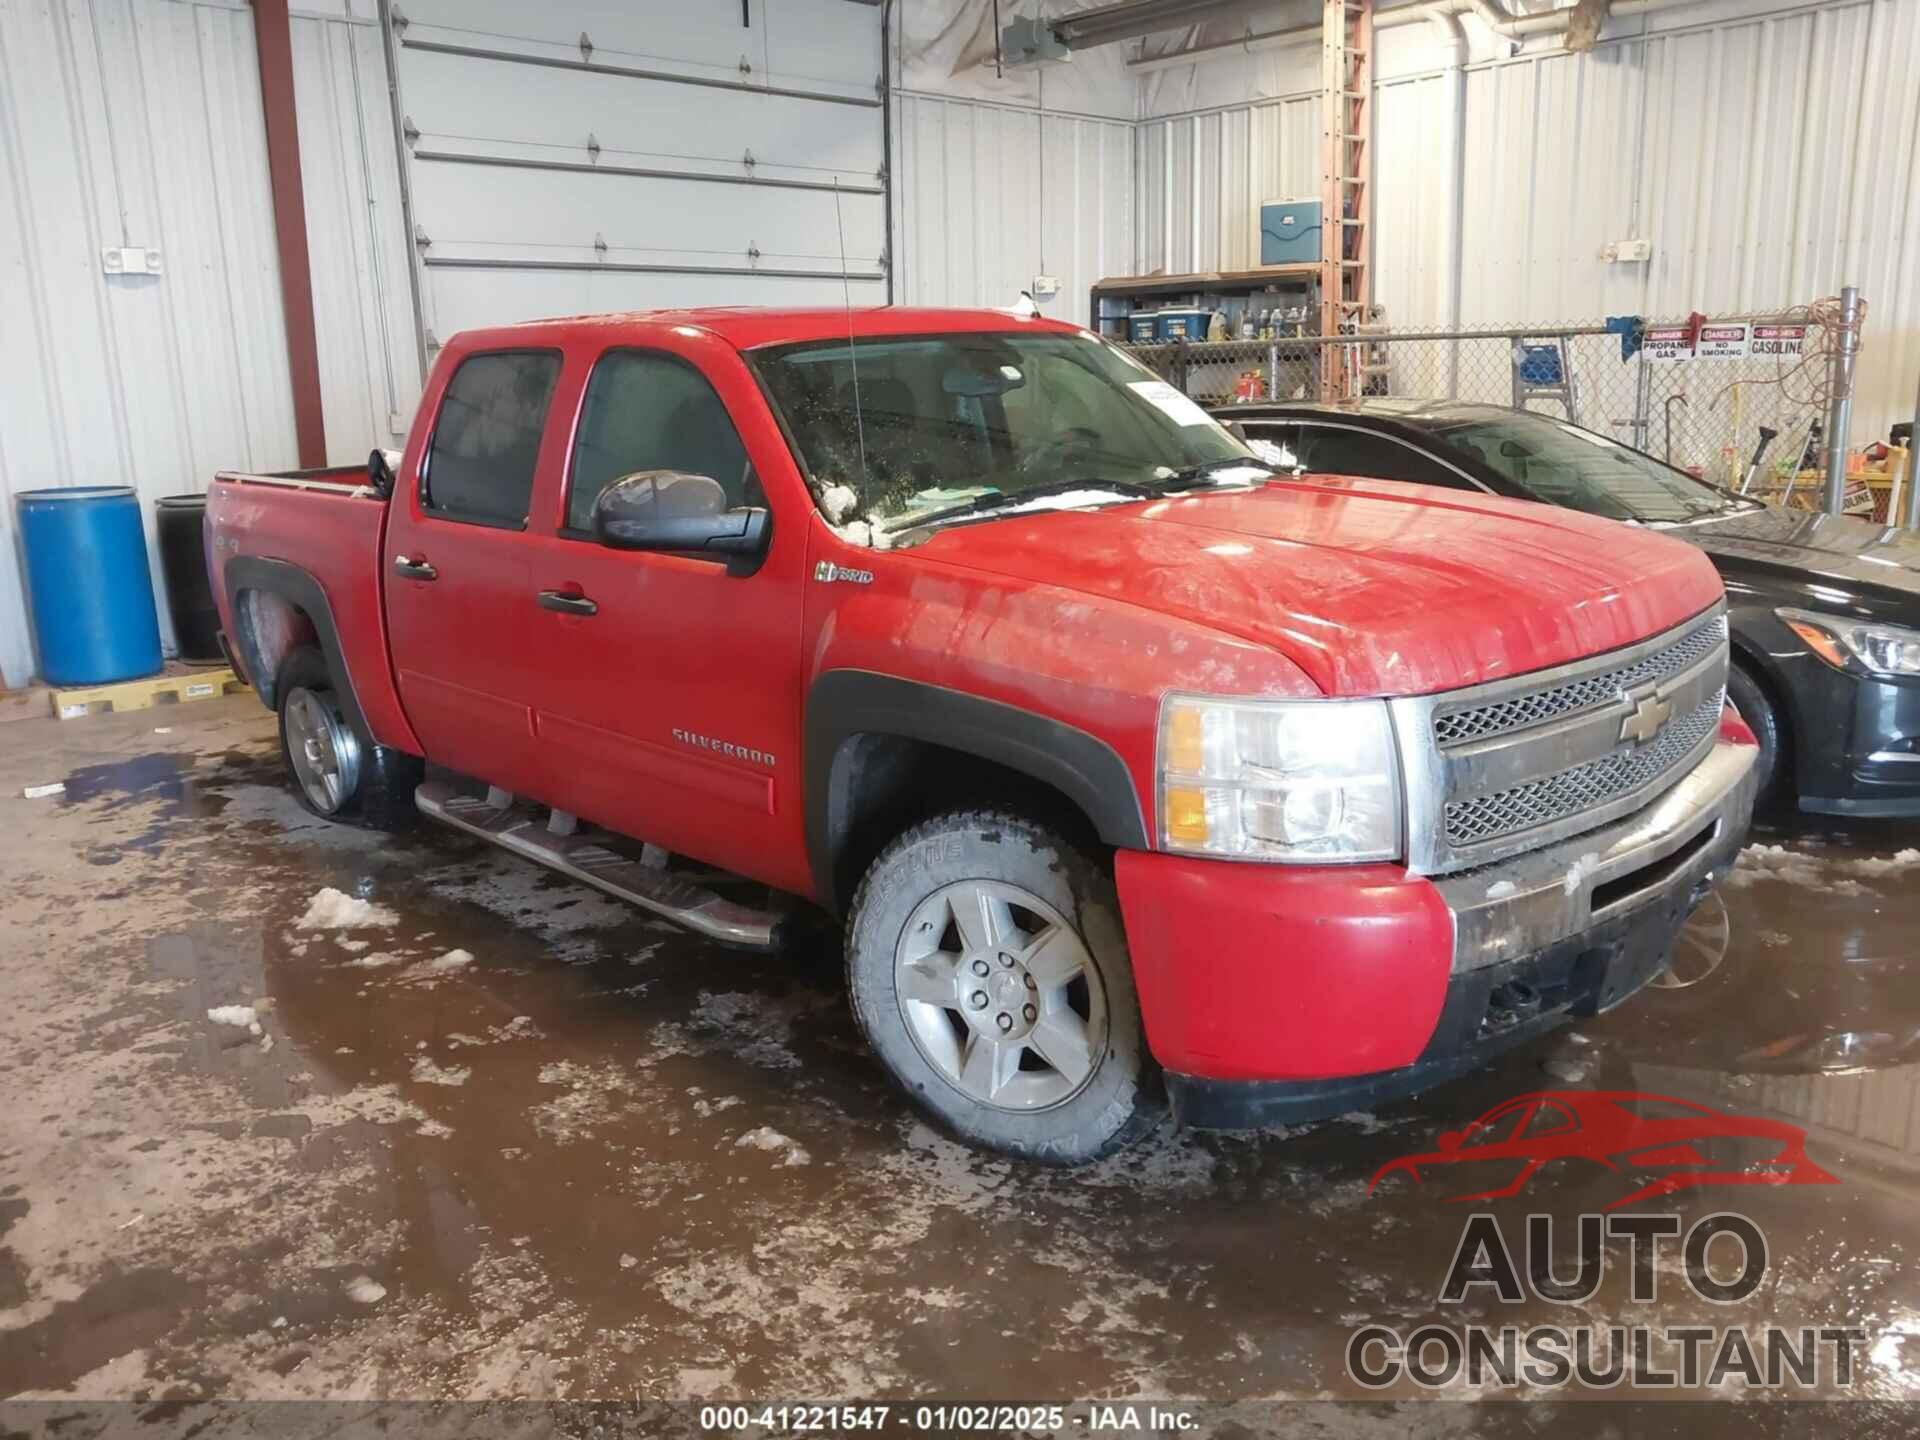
275 647 421 830
1726 662 1788 810
844 810 1164 1163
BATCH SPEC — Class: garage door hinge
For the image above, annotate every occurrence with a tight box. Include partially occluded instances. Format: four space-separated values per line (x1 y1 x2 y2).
587 132 601 163
747 244 762 266
738 54 753 75
413 224 432 251
401 115 419 148
424 329 440 353
389 4 408 36
742 149 756 172
579 31 595 63
594 233 609 259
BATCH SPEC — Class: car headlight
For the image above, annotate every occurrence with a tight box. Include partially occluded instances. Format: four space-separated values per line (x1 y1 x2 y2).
1777 608 1920 678
1157 694 1403 862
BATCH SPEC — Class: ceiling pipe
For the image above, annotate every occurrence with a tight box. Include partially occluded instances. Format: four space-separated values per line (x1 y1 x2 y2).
1127 0 1699 72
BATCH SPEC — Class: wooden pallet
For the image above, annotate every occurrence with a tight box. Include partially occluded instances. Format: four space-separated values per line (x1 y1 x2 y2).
51 665 248 720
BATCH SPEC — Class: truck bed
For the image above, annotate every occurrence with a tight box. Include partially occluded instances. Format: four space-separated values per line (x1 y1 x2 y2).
207 465 421 754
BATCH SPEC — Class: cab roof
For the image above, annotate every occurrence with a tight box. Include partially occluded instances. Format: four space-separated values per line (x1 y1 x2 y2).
467 306 1087 352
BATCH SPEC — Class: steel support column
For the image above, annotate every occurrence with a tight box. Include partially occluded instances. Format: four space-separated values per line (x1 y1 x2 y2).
251 0 327 468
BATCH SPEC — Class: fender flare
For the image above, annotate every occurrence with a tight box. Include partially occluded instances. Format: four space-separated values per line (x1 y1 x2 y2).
223 556 374 743
804 669 1150 907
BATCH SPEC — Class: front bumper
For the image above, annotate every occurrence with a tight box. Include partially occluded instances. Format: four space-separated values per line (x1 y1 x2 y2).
1114 733 1758 1124
1794 664 1920 817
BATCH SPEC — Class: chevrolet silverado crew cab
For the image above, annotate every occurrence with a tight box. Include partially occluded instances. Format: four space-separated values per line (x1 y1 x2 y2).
208 307 1759 1163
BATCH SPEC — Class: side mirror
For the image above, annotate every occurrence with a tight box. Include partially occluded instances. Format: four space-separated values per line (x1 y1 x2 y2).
367 447 397 499
1437 1130 1463 1153
592 471 771 572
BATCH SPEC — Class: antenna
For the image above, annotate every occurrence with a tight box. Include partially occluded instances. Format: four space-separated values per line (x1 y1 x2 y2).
832 176 870 489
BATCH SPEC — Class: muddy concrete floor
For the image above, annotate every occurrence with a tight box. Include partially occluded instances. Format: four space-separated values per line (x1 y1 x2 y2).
2 696 1918 1424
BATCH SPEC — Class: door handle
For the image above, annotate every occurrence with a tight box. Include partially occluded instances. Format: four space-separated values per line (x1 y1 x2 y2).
537 589 598 617
393 555 437 581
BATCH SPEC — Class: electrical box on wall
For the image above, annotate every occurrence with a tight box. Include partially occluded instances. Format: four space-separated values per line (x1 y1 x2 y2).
102 247 162 275
1602 238 1653 263
1031 275 1061 299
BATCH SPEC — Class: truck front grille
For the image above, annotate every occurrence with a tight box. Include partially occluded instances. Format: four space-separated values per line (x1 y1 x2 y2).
1389 605 1731 875
1443 693 1723 847
1433 616 1725 748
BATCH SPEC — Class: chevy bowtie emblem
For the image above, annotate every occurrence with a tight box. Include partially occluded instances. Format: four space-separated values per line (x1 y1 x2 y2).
1619 688 1673 745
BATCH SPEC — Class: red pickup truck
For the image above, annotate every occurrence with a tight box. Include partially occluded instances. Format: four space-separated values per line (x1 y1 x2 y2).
208 307 1758 1162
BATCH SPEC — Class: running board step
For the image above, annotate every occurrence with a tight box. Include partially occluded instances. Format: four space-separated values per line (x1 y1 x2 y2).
415 779 784 951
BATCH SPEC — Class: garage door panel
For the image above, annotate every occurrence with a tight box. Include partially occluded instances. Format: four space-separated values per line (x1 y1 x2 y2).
393 0 886 340
400 0 876 97
403 48 882 188
423 267 884 340
411 166 885 269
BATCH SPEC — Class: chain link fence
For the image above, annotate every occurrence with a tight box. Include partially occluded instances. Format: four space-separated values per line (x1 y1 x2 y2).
1122 303 1888 517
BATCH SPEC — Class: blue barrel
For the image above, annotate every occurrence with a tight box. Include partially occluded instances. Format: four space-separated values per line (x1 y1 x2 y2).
17 486 164 686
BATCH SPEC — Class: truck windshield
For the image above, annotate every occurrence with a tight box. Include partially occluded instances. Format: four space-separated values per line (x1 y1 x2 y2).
1426 412 1759 525
752 332 1256 530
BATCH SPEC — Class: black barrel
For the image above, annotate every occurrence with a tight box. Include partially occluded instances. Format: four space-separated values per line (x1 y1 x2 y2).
154 494 222 662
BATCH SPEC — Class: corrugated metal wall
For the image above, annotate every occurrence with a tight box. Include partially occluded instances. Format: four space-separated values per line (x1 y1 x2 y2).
891 92 1133 325
1134 0 1920 444
1133 96 1318 277
0 0 416 689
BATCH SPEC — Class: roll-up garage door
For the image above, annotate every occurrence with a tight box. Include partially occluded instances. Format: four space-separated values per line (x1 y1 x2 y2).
385 1 887 346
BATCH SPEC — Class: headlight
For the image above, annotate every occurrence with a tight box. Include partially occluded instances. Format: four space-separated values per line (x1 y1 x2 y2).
1157 694 1403 862
1777 608 1920 678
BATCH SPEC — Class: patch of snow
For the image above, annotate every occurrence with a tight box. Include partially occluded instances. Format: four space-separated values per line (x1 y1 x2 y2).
831 519 872 547
346 952 401 969
416 1119 453 1138
820 483 860 523
336 936 371 953
1485 879 1519 900
734 1126 811 1166
294 887 397 931
619 1253 638 1270
23 782 65 799
1542 1057 1589 1084
207 1005 259 1033
1002 488 1140 515
1562 852 1602 896
343 1275 386 1305
425 947 474 972
1844 848 1920 879
410 1057 471 1087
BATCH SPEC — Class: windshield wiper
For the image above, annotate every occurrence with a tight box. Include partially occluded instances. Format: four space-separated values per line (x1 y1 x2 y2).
1149 456 1283 491
877 477 1155 533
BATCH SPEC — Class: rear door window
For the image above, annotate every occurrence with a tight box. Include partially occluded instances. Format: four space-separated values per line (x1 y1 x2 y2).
566 350 760 534
423 351 562 527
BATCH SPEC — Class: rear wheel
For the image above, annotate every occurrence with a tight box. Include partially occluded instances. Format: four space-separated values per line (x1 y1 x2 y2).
1726 661 1787 810
845 810 1163 1163
275 647 420 829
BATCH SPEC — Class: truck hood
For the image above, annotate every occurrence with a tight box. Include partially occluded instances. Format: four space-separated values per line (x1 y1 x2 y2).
907 476 1724 697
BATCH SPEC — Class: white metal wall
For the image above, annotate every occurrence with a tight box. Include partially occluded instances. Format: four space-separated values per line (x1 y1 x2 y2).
0 0 415 690
1133 0 1920 444
389 0 888 347
1132 96 1318 278
890 92 1132 324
